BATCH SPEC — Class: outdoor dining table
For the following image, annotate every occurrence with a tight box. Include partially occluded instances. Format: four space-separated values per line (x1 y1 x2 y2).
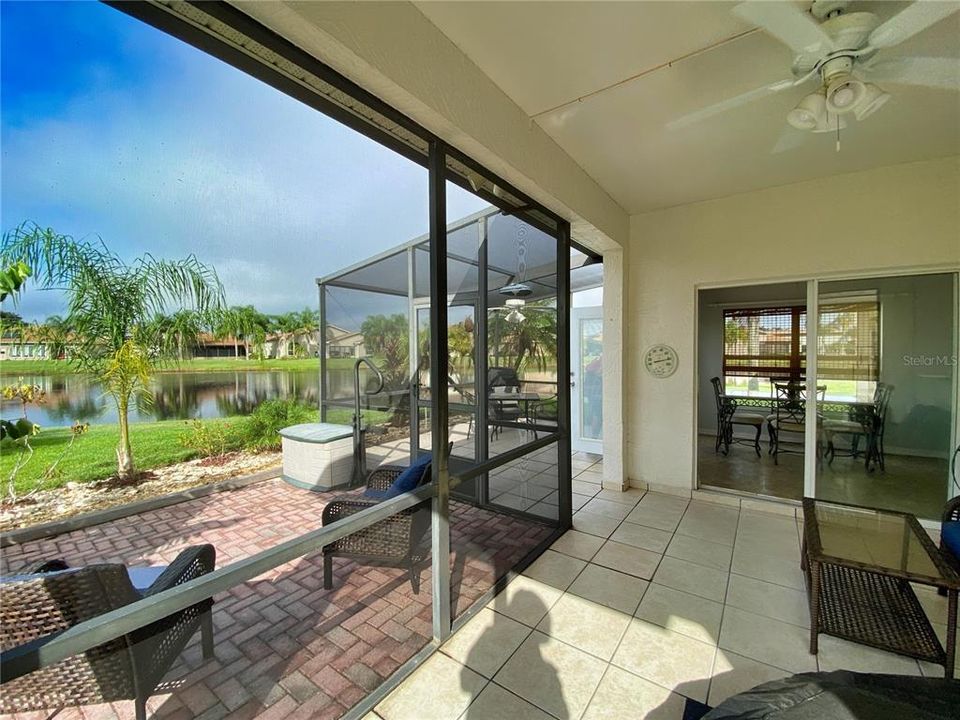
489 391 541 426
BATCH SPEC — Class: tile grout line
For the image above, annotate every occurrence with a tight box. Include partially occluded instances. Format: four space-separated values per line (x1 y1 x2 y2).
705 499 742 707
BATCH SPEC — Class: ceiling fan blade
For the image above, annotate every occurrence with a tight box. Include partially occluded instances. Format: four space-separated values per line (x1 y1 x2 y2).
868 1 960 49
733 0 835 55
771 127 807 155
864 56 960 90
667 78 797 130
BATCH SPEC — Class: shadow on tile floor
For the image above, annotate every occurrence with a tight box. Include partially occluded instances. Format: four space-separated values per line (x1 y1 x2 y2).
461 590 568 720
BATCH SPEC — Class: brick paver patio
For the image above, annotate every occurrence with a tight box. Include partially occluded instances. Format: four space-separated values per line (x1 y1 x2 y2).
1 476 554 720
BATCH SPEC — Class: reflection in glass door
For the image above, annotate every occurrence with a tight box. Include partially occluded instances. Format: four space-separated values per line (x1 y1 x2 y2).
572 308 603 454
814 272 958 520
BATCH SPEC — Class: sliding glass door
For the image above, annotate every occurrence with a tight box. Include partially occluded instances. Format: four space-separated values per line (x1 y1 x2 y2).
814 272 958 519
698 271 958 520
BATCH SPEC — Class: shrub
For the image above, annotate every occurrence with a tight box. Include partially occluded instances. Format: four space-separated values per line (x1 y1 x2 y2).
178 419 235 459
238 399 316 452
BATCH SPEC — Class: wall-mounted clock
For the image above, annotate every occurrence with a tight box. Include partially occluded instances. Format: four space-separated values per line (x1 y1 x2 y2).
643 344 678 378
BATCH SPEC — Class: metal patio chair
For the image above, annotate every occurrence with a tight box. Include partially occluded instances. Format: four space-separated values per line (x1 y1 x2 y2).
710 376 763 456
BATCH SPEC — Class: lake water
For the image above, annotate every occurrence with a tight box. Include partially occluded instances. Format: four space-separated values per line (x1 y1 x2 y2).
0 369 363 427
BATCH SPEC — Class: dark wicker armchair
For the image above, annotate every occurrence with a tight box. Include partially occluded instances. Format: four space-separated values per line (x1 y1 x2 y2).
322 464 432 593
0 544 216 720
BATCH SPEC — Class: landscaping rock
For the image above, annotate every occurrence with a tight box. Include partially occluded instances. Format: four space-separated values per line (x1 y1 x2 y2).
0 451 281 532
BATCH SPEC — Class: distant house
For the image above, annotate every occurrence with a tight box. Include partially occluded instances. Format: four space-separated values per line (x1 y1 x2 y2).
193 333 245 358
0 328 73 360
326 325 365 359
0 334 49 360
263 329 320 359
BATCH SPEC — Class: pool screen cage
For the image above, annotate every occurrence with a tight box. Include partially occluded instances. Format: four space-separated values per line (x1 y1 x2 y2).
318 205 597 520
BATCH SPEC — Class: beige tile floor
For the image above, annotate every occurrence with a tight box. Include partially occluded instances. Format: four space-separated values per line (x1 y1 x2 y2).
374 460 957 720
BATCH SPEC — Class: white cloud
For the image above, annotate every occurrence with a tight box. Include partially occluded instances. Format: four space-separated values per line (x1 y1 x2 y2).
2 21 488 321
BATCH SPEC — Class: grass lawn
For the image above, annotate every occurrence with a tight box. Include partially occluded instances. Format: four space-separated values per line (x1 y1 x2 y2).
325 407 393 426
0 406 395 496
0 418 244 495
0 356 361 375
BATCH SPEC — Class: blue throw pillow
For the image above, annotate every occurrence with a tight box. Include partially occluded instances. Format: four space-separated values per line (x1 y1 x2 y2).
366 453 432 500
942 521 960 559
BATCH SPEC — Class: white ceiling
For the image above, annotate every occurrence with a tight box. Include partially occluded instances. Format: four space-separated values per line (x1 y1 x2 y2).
415 1 960 213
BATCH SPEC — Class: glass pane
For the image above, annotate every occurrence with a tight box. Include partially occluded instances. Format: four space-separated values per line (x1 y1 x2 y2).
697 283 808 500
450 442 560 622
810 501 944 579
815 273 956 520
579 317 603 441
487 214 559 458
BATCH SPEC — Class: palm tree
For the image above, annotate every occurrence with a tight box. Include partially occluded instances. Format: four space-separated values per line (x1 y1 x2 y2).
490 302 557 373
35 314 72 359
216 305 267 359
1 223 224 481
270 311 300 357
166 309 204 362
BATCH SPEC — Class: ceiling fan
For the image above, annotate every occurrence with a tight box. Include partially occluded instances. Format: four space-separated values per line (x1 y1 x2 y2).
669 0 960 144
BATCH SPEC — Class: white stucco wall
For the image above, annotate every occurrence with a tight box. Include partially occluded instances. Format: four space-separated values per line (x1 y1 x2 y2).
628 156 960 491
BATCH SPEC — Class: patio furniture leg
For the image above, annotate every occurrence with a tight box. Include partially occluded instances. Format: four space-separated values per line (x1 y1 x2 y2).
135 696 147 720
947 589 957 679
323 553 333 590
752 423 761 457
808 559 821 655
200 608 215 660
409 561 421 595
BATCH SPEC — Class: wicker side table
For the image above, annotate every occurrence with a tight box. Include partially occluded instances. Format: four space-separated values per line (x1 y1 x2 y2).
801 498 959 678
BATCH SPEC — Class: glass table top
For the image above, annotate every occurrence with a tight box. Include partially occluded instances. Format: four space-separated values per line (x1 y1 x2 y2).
805 499 950 583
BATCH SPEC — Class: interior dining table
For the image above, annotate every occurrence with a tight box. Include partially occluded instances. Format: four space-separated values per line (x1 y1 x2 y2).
720 393 880 469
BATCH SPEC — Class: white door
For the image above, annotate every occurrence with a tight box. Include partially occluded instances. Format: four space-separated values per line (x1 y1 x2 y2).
571 307 604 454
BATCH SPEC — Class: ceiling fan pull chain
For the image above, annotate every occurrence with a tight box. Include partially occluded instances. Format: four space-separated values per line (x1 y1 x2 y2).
835 113 841 153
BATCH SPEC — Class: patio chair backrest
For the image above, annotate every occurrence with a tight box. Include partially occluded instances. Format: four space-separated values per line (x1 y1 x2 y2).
710 377 725 416
774 382 807 424
488 366 521 392
0 564 141 713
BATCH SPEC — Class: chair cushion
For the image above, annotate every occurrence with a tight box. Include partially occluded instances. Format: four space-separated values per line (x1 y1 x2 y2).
823 419 863 433
942 521 960 559
734 413 765 425
127 566 167 594
778 422 806 434
370 453 432 501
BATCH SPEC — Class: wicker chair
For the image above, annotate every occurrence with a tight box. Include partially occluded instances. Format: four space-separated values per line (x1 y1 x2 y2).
939 446 960 596
0 544 216 720
322 464 432 593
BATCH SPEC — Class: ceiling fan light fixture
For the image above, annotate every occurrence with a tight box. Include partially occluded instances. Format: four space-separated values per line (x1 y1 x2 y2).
787 92 826 131
854 82 891 121
825 75 867 114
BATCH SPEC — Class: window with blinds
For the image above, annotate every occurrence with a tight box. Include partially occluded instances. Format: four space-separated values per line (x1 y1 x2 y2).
817 297 880 381
723 305 805 381
723 296 879 383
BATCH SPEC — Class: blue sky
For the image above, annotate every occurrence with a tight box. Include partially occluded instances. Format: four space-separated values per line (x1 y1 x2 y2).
1 1 488 326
